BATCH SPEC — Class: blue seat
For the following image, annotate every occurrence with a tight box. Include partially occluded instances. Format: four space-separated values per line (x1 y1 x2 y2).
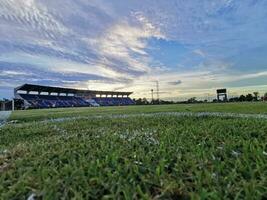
20 94 134 108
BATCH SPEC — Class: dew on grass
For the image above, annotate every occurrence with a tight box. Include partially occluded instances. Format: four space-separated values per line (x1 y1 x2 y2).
27 193 36 200
231 150 241 157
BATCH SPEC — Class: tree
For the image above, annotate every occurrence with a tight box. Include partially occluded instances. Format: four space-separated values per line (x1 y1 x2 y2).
229 97 239 102
239 95 246 102
142 98 149 105
245 94 254 102
134 98 149 105
253 92 259 101
134 98 143 105
187 97 197 103
263 93 267 101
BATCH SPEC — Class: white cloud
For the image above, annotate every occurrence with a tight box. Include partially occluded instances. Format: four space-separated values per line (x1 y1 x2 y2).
193 49 206 57
90 16 165 79
1 0 267 99
0 0 68 40
0 70 28 76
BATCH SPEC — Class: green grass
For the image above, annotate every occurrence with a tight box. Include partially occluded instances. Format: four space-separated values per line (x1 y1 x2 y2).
1 103 267 199
9 102 267 123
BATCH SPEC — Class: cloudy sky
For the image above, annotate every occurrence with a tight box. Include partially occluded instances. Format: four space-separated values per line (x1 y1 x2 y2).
1 0 267 99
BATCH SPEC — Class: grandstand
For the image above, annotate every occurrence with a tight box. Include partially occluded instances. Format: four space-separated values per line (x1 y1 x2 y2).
14 84 135 109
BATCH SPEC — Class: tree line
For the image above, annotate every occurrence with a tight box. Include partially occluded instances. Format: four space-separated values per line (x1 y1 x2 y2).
222 92 267 102
133 92 267 105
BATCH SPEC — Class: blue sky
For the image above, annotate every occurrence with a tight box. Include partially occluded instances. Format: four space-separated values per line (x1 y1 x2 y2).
0 0 267 99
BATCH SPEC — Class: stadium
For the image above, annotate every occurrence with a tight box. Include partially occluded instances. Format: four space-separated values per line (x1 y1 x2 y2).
1 1 267 199
14 84 135 109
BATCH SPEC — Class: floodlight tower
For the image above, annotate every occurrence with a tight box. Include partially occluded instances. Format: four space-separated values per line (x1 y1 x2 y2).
151 89 154 102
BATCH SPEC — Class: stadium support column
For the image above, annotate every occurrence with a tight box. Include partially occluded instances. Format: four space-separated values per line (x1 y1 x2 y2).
12 99 15 111
14 88 17 99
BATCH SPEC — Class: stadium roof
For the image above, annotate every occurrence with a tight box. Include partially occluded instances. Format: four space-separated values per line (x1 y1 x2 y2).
15 84 133 96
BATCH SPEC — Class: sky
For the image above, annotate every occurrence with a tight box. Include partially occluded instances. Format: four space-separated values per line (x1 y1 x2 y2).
0 0 267 100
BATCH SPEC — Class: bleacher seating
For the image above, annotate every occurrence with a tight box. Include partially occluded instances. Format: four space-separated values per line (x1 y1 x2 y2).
85 99 100 107
19 94 135 108
19 94 91 109
93 97 135 106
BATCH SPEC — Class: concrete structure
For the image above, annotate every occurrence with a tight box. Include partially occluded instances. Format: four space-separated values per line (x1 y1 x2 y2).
15 84 133 99
217 89 228 101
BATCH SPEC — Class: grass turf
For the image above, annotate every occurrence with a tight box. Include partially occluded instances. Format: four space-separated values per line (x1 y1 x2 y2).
9 102 267 123
1 103 267 199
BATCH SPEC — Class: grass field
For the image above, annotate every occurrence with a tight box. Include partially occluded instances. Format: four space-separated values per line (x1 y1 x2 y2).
9 102 267 122
1 103 267 199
